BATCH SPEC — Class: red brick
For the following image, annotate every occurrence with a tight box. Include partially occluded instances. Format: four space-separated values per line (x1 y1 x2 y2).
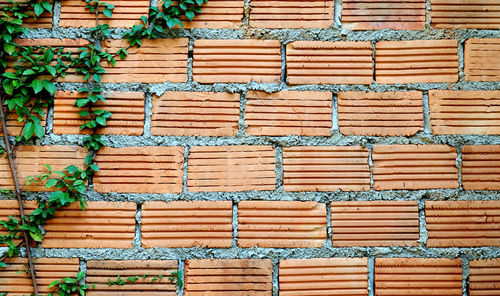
94 146 184 193
0 0 53 28
372 145 458 190
279 258 368 296
188 145 276 192
431 0 500 29
338 91 423 136
141 201 233 248
245 91 332 136
184 259 272 296
53 91 145 136
151 91 240 137
469 258 500 296
193 39 281 83
465 39 500 82
286 41 373 85
283 146 370 192
342 0 425 30
331 201 419 247
0 100 47 137
165 0 244 29
426 200 500 247
375 40 459 84
238 201 327 248
462 145 500 190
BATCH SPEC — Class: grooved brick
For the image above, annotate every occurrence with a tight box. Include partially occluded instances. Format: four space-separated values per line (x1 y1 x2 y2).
151 91 240 136
245 91 332 136
331 201 419 247
286 41 373 85
462 145 500 190
282 146 370 192
94 146 184 193
279 258 368 296
141 201 233 248
165 0 244 29
372 145 458 190
238 201 327 248
184 259 273 296
338 91 424 136
0 0 53 28
469 258 500 296
188 145 276 192
431 0 500 29
375 39 459 84
193 39 282 83
465 39 500 81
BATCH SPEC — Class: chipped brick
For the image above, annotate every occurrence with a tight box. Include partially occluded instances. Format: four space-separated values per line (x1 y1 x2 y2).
469 258 500 296
462 145 500 190
431 0 500 29
465 39 500 81
165 0 244 29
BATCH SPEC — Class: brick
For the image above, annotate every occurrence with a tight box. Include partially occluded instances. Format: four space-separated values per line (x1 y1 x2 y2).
86 260 177 296
42 201 136 248
338 91 423 136
372 145 458 190
188 145 276 192
342 0 425 30
0 0 53 28
374 258 462 296
431 0 500 29
0 200 37 244
53 91 145 136
426 200 500 247
94 146 184 193
0 257 79 295
465 39 500 81
331 201 419 247
238 201 327 248
375 39 459 84
279 258 368 296
249 0 334 28
193 39 281 83
245 91 332 136
462 145 500 190
0 99 47 137
282 146 370 192
151 91 240 136
101 39 188 83
184 259 272 296
469 258 500 296
141 201 233 248
286 41 373 85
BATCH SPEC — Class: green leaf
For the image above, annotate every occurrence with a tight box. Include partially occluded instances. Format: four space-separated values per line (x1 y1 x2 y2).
185 10 195 20
3 43 15 55
29 230 43 242
34 122 44 138
78 110 90 117
23 69 36 76
42 80 55 95
34 3 44 16
31 80 43 94
66 165 79 174
45 178 58 188
96 116 106 126
45 65 56 77
0 262 6 268
42 1 52 12
23 121 34 140
103 9 112 17
2 80 13 95
44 48 54 64
85 154 93 165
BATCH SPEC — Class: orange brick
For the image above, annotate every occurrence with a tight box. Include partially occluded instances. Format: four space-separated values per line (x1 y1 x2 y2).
279 258 368 296
283 146 370 192
0 200 38 244
238 201 327 248
245 91 332 136
141 201 233 248
331 201 419 247
86 260 177 296
469 258 500 296
101 39 188 83
372 145 458 190
342 0 425 30
465 39 500 82
249 0 334 28
53 91 145 136
166 0 244 29
286 41 373 85
184 259 273 296
193 39 281 83
0 0 53 28
94 146 184 193
338 91 423 136
375 40 459 84
431 0 500 29
188 145 276 192
151 91 240 137
0 100 47 137
462 145 500 190
375 258 462 296
426 201 500 247
42 201 136 248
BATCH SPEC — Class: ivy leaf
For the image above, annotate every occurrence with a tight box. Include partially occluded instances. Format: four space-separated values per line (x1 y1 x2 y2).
34 3 44 16
45 65 56 77
42 1 52 12
23 121 34 140
103 9 112 17
29 230 43 242
78 110 90 117
42 80 55 95
2 80 13 95
3 43 15 55
31 80 43 94
45 178 58 188
34 122 44 138
185 10 195 20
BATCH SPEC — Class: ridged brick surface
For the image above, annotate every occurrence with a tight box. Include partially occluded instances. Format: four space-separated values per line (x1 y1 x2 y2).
184 259 273 296
286 41 373 85
469 258 500 296
338 91 424 136
372 145 458 190
465 39 500 82
245 91 332 136
94 146 184 193
141 201 233 248
193 39 282 83
426 200 500 247
238 201 327 248
188 145 276 192
431 0 500 29
151 91 240 136
342 0 425 30
375 39 459 84
0 201 37 244
331 201 419 247
279 258 368 296
462 145 500 190
173 0 244 29
282 146 370 192
0 0 52 28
